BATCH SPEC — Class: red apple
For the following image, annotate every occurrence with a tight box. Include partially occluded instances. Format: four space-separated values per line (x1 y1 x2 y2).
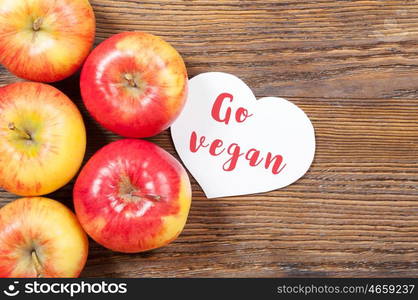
73 139 192 253
0 197 88 278
0 0 95 82
80 32 188 138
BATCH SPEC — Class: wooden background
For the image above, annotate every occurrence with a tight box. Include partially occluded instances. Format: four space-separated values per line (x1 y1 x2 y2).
1 0 418 277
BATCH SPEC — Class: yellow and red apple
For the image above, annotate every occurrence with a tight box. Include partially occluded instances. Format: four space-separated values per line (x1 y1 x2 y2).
0 82 86 196
0 197 88 277
73 139 192 253
80 32 188 138
0 0 95 82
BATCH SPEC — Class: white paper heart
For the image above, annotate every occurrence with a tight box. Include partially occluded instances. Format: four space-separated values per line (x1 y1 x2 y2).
171 72 315 199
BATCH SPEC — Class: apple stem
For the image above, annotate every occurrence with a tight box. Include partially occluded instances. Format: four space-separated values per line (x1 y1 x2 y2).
131 194 162 202
8 122 31 140
145 194 162 201
31 251 43 278
32 17 43 31
124 73 137 87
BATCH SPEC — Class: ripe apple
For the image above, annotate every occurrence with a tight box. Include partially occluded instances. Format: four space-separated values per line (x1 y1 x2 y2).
73 139 192 253
0 197 88 277
0 0 95 82
80 32 188 138
0 82 86 196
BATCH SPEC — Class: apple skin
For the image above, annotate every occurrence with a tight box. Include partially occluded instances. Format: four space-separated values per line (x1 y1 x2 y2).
0 82 86 196
0 197 88 278
73 139 192 253
80 32 188 138
0 0 95 82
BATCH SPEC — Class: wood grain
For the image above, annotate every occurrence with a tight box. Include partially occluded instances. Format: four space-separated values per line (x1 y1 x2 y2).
1 0 418 277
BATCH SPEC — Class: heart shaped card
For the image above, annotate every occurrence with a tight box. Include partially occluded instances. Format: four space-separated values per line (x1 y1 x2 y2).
171 72 315 199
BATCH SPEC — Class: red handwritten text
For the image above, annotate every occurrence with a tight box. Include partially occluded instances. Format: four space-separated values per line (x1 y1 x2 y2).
189 93 286 175
211 93 253 124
